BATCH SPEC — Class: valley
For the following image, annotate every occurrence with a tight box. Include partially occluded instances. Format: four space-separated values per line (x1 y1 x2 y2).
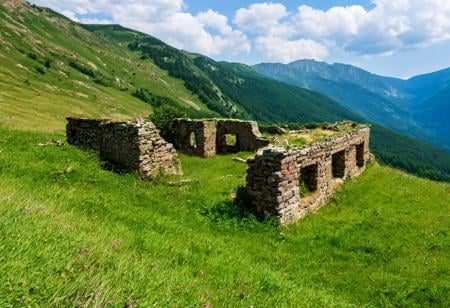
253 60 450 152
1 1 450 181
0 1 449 306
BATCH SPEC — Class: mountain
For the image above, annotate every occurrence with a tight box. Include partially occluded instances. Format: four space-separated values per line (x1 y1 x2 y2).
1 0 450 181
85 24 357 124
253 60 450 151
406 68 450 104
412 85 450 141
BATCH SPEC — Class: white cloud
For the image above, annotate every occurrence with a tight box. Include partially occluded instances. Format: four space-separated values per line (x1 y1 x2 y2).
233 0 450 61
29 0 450 63
292 0 450 55
234 2 292 37
60 9 79 22
256 36 329 63
29 0 251 58
294 5 367 38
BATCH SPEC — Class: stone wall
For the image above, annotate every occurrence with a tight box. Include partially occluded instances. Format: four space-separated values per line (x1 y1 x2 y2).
245 127 370 225
171 118 270 157
170 119 217 157
66 117 182 178
66 118 105 151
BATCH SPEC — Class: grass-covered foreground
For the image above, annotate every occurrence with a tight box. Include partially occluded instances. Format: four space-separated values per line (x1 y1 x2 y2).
0 128 449 306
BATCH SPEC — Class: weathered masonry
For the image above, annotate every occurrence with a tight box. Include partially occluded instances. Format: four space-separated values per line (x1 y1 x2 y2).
246 127 371 225
66 117 182 178
171 118 270 157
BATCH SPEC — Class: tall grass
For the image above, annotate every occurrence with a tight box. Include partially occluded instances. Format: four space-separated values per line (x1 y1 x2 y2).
0 128 449 306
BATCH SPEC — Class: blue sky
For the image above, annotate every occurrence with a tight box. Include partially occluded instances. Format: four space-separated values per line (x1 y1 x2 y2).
186 0 375 15
30 0 450 78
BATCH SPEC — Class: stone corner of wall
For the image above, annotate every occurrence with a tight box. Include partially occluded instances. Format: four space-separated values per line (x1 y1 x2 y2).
245 127 372 225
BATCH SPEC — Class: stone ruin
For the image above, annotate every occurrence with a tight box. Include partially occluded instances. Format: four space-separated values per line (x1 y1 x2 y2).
245 126 371 225
171 118 270 157
66 117 182 178
66 115 371 225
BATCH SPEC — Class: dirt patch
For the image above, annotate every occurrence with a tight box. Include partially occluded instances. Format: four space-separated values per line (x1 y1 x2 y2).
87 61 98 70
75 247 91 259
75 92 89 98
73 80 94 90
16 64 30 72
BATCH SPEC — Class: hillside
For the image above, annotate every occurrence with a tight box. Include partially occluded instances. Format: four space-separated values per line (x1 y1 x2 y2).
0 0 212 131
412 85 450 142
253 60 450 152
84 24 450 182
1 0 450 182
85 24 357 124
0 128 449 306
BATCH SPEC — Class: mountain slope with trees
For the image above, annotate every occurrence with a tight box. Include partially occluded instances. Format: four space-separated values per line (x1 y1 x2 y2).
253 60 450 152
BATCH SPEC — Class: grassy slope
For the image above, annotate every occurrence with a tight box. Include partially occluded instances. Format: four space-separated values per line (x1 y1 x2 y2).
0 128 449 306
0 1 208 132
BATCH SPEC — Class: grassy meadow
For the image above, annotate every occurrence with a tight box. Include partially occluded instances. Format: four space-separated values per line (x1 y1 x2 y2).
0 128 449 306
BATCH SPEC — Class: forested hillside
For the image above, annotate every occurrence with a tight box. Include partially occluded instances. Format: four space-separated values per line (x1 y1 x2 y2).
253 60 450 152
86 24 357 124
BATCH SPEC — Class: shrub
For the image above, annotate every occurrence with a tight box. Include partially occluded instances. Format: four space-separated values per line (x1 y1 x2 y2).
28 53 38 60
133 88 178 108
93 77 111 87
35 66 45 75
149 105 183 141
44 59 51 68
68 60 95 78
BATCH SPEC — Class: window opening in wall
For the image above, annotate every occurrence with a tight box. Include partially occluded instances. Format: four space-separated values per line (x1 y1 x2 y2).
300 164 318 195
225 134 238 147
189 131 198 149
356 143 365 168
332 150 346 178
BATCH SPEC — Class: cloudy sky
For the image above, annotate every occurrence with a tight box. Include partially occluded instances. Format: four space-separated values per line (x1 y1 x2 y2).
29 0 450 78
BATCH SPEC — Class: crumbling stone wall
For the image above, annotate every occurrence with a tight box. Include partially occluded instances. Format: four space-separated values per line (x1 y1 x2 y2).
66 117 182 178
246 127 370 225
66 118 104 151
170 119 217 157
171 118 270 157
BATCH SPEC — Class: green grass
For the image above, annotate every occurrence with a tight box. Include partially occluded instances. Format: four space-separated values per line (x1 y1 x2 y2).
0 2 208 132
0 128 449 306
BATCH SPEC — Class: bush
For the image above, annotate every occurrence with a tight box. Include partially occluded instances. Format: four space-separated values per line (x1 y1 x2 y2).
28 53 38 61
149 105 183 141
93 77 111 87
259 124 288 135
35 66 45 75
68 60 95 78
132 88 178 108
